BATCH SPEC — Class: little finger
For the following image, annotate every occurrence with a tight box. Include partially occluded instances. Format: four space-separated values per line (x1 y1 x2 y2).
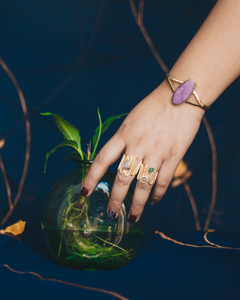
128 159 161 223
148 159 178 206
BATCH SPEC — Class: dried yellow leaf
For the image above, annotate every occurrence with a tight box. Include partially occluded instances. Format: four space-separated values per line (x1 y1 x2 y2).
4 220 26 236
173 160 188 178
171 178 182 188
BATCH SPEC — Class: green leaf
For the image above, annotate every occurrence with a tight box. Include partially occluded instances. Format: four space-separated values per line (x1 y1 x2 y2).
44 140 79 172
102 112 127 134
40 112 52 116
64 151 79 160
92 113 127 147
91 108 102 160
41 112 83 159
64 151 88 161
91 112 127 159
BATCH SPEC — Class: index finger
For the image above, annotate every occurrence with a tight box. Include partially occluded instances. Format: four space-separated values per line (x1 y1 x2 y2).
81 135 125 197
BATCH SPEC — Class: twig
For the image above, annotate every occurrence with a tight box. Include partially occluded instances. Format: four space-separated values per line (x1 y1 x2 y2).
0 155 12 209
1 264 129 300
202 116 217 231
183 182 201 231
0 58 31 226
129 0 169 73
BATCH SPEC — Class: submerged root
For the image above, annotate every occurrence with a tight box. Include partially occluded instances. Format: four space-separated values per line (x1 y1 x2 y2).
58 198 133 265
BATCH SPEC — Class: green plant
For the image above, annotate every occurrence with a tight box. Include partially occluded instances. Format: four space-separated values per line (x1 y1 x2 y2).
41 109 135 270
41 109 127 172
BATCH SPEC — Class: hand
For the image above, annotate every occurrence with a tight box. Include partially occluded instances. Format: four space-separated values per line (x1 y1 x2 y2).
81 80 205 223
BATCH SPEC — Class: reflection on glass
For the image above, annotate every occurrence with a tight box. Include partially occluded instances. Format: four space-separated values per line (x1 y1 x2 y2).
42 160 144 271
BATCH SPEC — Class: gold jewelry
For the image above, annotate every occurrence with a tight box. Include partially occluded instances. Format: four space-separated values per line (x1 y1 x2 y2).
137 163 158 185
118 153 142 176
166 73 210 111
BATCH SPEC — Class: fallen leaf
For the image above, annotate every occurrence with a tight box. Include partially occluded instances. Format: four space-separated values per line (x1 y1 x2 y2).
3 220 26 236
171 178 182 188
173 160 188 178
0 138 5 148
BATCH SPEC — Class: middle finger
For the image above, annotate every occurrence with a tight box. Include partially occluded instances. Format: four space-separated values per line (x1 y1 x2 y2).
107 150 143 219
128 157 161 223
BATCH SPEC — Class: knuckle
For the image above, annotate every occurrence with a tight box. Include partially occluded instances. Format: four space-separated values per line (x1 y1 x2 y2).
150 195 162 203
137 181 152 191
169 146 180 159
115 172 130 186
109 198 121 206
130 201 144 213
108 198 122 210
84 172 96 186
95 150 108 166
119 122 131 136
156 179 170 189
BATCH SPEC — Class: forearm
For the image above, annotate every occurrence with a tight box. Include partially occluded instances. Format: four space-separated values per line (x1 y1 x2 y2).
162 0 240 108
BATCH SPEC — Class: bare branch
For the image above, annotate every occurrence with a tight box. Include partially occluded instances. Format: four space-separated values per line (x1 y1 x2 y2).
0 58 31 225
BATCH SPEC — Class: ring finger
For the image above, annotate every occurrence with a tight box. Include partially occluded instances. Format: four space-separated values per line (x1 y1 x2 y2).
128 157 161 223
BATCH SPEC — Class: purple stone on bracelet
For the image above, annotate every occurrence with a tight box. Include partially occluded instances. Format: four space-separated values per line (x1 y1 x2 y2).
172 80 195 105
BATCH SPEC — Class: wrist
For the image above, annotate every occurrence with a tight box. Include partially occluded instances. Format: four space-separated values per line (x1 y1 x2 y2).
156 79 205 122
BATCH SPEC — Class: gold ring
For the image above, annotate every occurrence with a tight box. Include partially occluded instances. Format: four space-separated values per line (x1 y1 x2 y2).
117 153 142 176
137 163 158 186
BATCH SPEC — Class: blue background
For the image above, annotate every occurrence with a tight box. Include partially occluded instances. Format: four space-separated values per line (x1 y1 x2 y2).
1 1 240 299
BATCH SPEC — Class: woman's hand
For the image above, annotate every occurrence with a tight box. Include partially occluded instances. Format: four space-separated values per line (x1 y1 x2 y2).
81 80 205 223
81 0 240 223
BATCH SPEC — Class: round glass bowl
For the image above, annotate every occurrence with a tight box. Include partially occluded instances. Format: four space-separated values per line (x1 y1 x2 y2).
41 157 144 271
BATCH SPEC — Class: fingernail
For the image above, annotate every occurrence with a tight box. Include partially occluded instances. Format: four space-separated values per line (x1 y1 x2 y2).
81 186 89 197
108 209 116 219
128 214 137 223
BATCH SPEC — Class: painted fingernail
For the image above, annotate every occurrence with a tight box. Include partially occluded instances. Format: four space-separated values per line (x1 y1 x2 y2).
108 209 116 219
81 186 89 197
128 214 137 223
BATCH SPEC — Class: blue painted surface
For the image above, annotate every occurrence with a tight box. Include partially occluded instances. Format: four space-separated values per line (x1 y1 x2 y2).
1 1 240 299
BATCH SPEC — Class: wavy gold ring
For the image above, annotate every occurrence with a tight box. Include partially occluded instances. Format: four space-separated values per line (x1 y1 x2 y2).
117 153 142 176
137 163 159 186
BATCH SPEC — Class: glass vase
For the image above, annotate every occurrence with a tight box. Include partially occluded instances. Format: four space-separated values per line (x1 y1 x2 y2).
41 155 144 271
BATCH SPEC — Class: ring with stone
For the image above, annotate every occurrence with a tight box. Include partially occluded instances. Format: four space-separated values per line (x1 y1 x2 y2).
117 153 142 176
137 162 158 186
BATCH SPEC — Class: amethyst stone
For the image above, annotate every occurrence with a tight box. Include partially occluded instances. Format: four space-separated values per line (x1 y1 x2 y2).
172 80 195 105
